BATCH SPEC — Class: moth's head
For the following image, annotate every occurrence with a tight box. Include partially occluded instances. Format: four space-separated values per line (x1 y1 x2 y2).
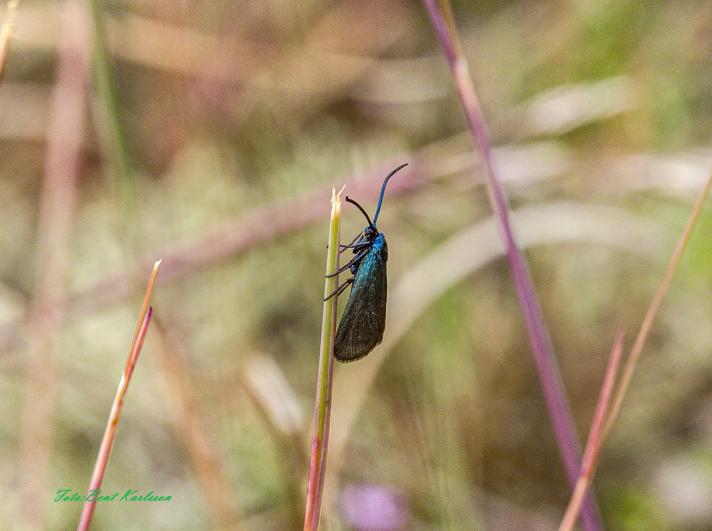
363 225 378 240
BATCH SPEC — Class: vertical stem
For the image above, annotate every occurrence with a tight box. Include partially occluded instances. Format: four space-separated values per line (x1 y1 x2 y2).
85 0 140 266
421 2 602 529
85 0 135 207
304 186 344 531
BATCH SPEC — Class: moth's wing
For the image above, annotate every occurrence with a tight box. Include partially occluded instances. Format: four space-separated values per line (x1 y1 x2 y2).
333 248 387 362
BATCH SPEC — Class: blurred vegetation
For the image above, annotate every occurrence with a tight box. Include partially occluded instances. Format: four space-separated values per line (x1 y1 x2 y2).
2 0 712 529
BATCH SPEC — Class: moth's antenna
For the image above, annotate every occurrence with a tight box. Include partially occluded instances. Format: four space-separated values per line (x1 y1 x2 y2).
345 197 375 230
372 163 408 226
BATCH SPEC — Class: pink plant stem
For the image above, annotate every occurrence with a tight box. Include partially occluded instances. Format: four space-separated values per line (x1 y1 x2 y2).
76 307 152 531
304 357 335 531
77 307 153 531
421 2 601 529
560 329 626 531
77 261 160 531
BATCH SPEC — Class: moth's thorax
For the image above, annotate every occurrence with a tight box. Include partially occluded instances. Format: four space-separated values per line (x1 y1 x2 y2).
372 232 388 261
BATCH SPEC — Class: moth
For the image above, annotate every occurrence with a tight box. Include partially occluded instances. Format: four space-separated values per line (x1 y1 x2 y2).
325 164 408 362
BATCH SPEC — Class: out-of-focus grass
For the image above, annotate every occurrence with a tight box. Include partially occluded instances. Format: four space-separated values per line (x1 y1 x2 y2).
2 1 712 529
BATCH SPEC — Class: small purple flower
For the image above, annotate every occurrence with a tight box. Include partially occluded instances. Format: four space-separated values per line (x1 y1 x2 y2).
340 483 408 530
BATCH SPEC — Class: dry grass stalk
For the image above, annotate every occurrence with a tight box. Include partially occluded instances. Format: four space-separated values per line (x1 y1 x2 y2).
77 261 161 531
559 330 626 531
560 171 712 529
602 173 712 439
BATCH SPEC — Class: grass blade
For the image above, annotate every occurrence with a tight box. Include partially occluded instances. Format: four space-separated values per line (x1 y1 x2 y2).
561 171 712 530
86 0 135 208
303 186 344 531
77 261 161 531
602 172 712 439
420 2 601 528
559 329 626 531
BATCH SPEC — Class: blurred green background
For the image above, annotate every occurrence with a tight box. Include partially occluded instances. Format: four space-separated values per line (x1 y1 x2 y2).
2 0 712 529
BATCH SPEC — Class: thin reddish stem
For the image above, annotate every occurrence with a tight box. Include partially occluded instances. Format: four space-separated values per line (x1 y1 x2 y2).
561 172 712 529
77 261 160 531
559 329 626 531
602 173 712 440
77 307 153 531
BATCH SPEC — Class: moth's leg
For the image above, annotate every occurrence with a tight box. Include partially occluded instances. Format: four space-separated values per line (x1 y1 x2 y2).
328 233 362 251
323 277 354 301
339 233 365 253
325 248 369 278
339 241 367 250
349 241 371 253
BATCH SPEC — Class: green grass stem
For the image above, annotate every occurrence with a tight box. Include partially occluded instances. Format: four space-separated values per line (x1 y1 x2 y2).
303 186 344 531
86 0 136 211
